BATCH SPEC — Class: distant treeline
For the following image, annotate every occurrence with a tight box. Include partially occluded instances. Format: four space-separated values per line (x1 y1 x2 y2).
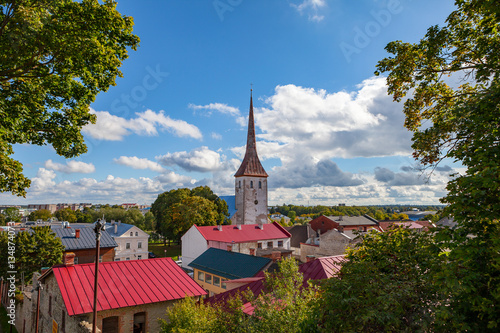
270 204 444 221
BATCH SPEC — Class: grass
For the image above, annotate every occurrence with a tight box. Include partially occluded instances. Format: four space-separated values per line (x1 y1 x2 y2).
0 305 19 333
148 242 181 260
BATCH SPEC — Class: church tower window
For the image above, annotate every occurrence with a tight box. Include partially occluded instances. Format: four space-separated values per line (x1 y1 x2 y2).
250 181 253 188
259 181 262 189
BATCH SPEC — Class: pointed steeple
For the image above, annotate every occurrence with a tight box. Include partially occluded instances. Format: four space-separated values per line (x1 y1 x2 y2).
235 90 268 177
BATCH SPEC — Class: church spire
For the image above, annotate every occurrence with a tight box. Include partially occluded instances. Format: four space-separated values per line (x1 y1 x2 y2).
234 90 268 177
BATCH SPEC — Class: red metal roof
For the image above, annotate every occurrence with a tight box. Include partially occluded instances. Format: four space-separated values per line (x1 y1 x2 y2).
196 221 291 243
44 258 206 316
234 93 268 178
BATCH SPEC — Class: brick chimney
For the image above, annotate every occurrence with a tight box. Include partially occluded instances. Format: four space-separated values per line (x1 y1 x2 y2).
249 248 255 256
306 255 316 263
217 225 222 231
114 223 118 234
75 229 80 239
63 252 76 266
271 251 281 262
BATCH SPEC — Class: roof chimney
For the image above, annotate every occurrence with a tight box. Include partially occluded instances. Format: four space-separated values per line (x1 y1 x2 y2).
237 224 242 230
63 252 75 266
114 223 118 234
258 224 263 230
271 251 281 262
217 225 222 231
75 229 80 239
306 255 316 263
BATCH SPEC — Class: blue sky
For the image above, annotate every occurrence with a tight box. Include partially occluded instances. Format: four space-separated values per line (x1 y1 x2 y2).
4 0 460 206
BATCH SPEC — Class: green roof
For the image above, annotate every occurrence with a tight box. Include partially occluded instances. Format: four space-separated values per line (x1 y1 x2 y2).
189 248 272 280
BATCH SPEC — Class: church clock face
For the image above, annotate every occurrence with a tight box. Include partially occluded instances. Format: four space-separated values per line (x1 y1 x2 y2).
254 200 258 205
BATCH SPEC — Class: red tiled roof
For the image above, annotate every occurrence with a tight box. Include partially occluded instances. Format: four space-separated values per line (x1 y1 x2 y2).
234 93 268 178
196 221 291 243
43 258 206 316
205 255 347 313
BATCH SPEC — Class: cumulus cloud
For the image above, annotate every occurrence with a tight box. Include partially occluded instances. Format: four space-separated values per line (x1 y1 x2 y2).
188 103 240 117
114 156 165 173
156 146 224 173
44 160 95 174
256 77 411 162
291 0 327 22
374 165 452 186
83 108 202 141
270 159 364 189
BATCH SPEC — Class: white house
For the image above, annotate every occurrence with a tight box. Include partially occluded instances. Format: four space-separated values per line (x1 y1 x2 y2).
105 220 150 261
181 221 291 269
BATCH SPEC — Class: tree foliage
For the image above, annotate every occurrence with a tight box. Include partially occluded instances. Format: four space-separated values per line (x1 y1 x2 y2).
0 0 139 196
316 228 444 332
28 208 53 221
376 1 500 330
0 226 64 283
151 186 229 242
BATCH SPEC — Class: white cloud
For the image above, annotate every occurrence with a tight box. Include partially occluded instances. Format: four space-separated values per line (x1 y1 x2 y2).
114 156 165 173
157 146 225 173
44 160 96 174
83 108 202 141
292 0 327 22
188 103 240 117
211 132 223 140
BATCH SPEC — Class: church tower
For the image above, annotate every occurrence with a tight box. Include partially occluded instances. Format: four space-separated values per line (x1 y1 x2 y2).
233 90 269 225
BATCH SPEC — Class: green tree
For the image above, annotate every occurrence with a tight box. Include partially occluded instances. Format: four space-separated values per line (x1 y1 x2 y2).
287 210 296 225
316 228 444 332
0 0 139 196
3 207 20 222
28 209 53 221
152 187 228 243
144 211 156 231
53 208 77 223
0 213 5 226
376 1 500 330
0 226 64 283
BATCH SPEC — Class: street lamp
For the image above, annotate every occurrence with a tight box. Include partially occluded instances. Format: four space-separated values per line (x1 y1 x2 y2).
92 218 106 333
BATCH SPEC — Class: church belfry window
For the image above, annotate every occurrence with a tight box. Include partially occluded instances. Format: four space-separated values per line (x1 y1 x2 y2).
259 181 262 189
239 181 241 188
250 181 253 188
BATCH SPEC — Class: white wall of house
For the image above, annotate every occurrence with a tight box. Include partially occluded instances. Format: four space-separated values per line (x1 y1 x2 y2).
181 225 207 269
113 225 149 261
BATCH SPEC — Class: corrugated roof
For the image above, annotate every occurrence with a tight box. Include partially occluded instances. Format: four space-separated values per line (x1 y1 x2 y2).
104 222 135 237
51 226 118 250
196 221 291 243
44 258 206 316
324 215 378 226
234 93 268 178
189 248 272 280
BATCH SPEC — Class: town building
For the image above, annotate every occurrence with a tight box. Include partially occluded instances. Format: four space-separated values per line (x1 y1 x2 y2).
16 256 206 333
181 221 291 269
105 220 149 261
189 248 272 297
51 223 117 264
233 91 269 225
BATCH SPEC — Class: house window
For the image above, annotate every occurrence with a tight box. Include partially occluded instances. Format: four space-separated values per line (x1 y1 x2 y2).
138 255 142 260
205 274 212 284
250 181 253 188
259 181 262 189
134 312 146 333
130 232 133 236
221 280 227 290
74 257 79 265
49 295 52 316
278 240 283 247
115 258 120 261
198 271 205 281
138 242 142 249
257 243 262 249
213 276 220 287
126 243 130 249
267 241 273 248
99 255 103 263
126 257 130 261
135 232 138 236
102 316 119 333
